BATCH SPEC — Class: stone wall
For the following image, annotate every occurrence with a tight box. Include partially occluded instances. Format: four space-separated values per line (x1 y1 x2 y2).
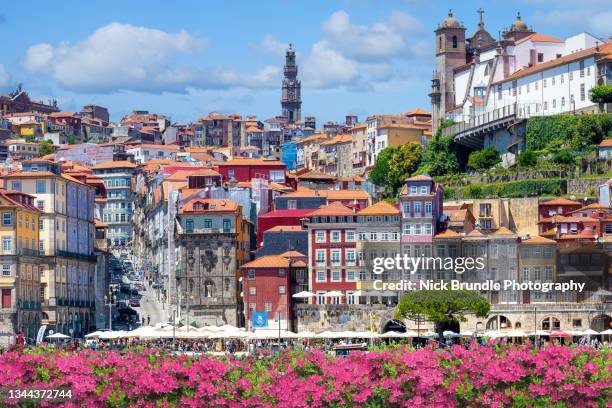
567 178 610 197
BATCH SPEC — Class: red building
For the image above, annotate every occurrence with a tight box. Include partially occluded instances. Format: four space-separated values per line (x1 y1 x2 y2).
256 209 312 245
216 158 286 183
48 112 82 137
538 198 582 220
305 202 359 305
539 203 612 241
241 251 307 331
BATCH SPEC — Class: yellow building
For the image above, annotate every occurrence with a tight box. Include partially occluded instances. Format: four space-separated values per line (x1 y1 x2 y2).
0 190 42 342
518 236 557 304
4 160 97 337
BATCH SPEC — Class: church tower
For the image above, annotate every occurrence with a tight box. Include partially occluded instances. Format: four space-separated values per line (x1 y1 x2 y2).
430 10 467 133
281 44 301 123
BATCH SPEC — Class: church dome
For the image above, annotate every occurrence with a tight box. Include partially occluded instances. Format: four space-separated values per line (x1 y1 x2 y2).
441 10 461 28
510 12 528 31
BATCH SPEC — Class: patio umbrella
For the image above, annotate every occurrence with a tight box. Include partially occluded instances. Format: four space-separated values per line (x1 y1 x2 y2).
582 329 599 336
550 330 572 338
381 330 418 338
527 330 550 337
292 291 316 298
296 331 317 339
323 291 345 298
443 330 460 338
46 333 70 339
483 330 504 338
84 331 105 338
421 332 438 338
600 329 612 335
502 329 528 338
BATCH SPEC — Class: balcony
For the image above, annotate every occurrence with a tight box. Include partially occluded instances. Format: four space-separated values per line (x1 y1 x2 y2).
20 248 42 257
56 250 97 262
179 227 236 235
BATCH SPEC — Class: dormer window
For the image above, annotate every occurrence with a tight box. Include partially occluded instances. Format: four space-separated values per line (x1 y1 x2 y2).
410 186 418 195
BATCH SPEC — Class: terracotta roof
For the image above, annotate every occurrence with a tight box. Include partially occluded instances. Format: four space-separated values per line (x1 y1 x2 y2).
378 123 424 130
350 123 367 130
493 43 612 84
570 203 610 212
278 250 305 258
435 229 461 238
5 171 57 178
189 169 222 177
245 126 263 133
521 235 556 245
216 158 285 166
405 174 432 182
493 227 516 235
406 108 431 116
282 189 370 200
465 229 487 238
0 191 40 212
93 160 137 170
241 256 290 269
599 139 612 147
264 225 303 233
539 215 597 223
515 33 563 45
540 198 582 206
129 144 179 150
356 200 399 216
292 260 308 267
179 198 239 214
307 202 355 217
467 96 484 107
447 208 471 223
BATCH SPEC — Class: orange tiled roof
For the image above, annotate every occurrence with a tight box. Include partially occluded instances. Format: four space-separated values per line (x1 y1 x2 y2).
279 250 306 258
405 174 432 182
515 33 563 44
435 229 460 238
356 200 399 216
282 189 370 200
241 256 290 269
570 203 610 212
179 198 239 214
216 158 284 166
599 139 612 147
406 108 431 116
494 43 612 84
540 197 582 206
264 225 303 233
93 160 137 170
521 235 556 245
307 201 355 217
493 227 515 235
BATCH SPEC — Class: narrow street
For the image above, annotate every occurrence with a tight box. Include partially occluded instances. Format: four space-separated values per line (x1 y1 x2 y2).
133 282 167 326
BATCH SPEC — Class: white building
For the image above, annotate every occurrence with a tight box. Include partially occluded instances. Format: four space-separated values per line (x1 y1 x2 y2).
126 144 179 164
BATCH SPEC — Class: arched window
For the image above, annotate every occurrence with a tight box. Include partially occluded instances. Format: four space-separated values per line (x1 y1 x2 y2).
439 36 442 51
541 316 560 331
452 35 458 49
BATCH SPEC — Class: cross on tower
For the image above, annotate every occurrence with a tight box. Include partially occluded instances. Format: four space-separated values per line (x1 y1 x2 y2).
477 8 485 29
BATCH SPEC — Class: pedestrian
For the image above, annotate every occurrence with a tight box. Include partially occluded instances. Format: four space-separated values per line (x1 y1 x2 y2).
147 315 150 325
142 317 145 326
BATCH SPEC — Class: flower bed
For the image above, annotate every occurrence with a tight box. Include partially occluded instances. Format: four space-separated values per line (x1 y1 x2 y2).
0 344 610 407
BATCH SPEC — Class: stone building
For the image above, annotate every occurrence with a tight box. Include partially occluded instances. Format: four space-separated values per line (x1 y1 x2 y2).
281 45 301 123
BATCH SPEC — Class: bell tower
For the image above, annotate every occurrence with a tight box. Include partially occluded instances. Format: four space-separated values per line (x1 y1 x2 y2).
431 10 467 133
281 44 301 123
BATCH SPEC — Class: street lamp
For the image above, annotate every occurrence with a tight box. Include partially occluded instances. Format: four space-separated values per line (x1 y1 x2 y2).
104 289 115 331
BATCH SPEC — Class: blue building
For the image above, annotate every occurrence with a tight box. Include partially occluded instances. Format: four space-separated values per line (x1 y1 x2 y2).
281 141 297 170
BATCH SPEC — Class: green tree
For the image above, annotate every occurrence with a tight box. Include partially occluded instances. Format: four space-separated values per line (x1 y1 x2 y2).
467 147 501 172
552 150 575 165
368 147 395 188
387 142 422 193
517 149 538 167
38 140 56 156
590 84 612 104
66 135 77 145
395 290 490 340
417 119 460 176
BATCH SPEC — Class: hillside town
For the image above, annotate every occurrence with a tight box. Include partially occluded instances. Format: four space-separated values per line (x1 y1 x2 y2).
1 9 612 347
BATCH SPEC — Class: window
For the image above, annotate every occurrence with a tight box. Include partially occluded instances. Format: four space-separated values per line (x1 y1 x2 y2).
346 249 356 265
413 224 421 235
287 200 297 210
247 269 255 280
345 231 355 242
424 223 432 235
579 60 584 77
522 267 529 281
203 219 212 229
537 53 543 63
278 269 286 277
315 231 326 243
331 249 341 266
358 231 366 241
535 81 538 90
228 170 235 179
381 232 389 241
580 83 585 101
330 231 341 242
551 76 555 86
497 84 502 100
317 291 326 304
331 270 341 282
36 180 46 193
316 270 326 282
402 202 410 215
316 249 326 265
561 96 565 107
185 219 194 232
346 270 356 281
403 223 411 235
11 181 21 191
534 267 541 281
409 186 417 195
279 285 286 294
512 80 517 96
420 186 428 194
249 287 256 295
2 213 12 226
1 264 10 277
544 266 553 281
425 202 432 216
452 35 457 48
39 241 44 254
2 237 11 254
414 202 421 215
543 79 547 88
264 302 272 312
560 74 564 84
391 232 399 241
369 232 377 241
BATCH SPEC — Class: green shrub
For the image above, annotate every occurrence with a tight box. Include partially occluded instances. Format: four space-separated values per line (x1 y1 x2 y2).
467 147 501 172
444 178 566 200
526 113 612 151
590 85 612 104
552 150 576 165
517 150 538 167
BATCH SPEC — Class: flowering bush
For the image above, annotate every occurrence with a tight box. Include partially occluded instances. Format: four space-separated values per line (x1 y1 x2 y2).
0 344 610 407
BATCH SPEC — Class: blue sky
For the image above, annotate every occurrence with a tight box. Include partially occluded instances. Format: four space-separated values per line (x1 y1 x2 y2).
0 0 609 124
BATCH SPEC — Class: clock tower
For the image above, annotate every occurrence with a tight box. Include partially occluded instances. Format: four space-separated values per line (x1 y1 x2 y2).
281 44 301 123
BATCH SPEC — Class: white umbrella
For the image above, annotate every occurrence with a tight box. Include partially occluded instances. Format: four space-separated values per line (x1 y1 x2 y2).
349 331 378 339
296 331 317 339
500 329 528 338
483 330 504 338
46 333 70 339
177 325 199 332
209 330 249 339
381 331 417 338
459 330 475 337
566 330 584 336
351 290 364 297
527 330 550 336
582 329 599 336
125 326 155 338
421 332 438 338
323 291 344 298
600 329 612 335
84 330 105 338
443 330 460 338
292 291 316 298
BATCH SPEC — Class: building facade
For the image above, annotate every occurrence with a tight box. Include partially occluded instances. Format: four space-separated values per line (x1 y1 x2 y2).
281 45 302 123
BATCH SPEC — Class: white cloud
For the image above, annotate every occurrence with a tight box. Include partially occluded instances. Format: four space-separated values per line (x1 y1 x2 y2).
0 64 9 87
21 23 278 93
301 10 429 90
257 34 289 56
533 10 612 35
